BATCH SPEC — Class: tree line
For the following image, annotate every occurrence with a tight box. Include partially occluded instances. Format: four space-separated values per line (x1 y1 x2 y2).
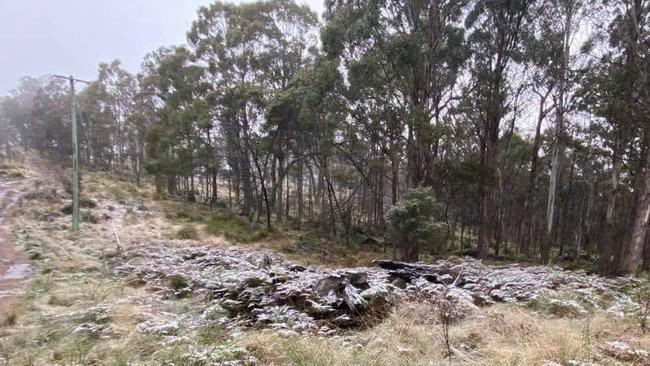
0 0 648 275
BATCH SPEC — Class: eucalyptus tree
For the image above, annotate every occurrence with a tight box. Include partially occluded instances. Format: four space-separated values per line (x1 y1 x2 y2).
465 0 536 259
526 0 588 262
78 77 116 170
0 98 17 157
94 61 139 175
323 0 469 189
320 0 469 258
145 46 210 196
188 0 319 223
606 0 650 274
577 0 650 273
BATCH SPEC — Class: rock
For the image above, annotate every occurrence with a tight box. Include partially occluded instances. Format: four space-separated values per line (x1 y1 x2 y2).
288 264 307 272
546 299 588 317
342 284 366 312
221 299 245 314
345 270 369 290
307 300 335 316
137 318 180 335
113 244 642 336
600 341 650 362
72 322 108 337
243 275 269 288
436 273 455 285
331 314 356 327
566 361 602 366
247 252 272 270
315 275 346 296
360 284 393 302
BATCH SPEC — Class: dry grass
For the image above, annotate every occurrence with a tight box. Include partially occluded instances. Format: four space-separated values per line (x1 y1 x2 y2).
2 158 650 365
241 302 650 366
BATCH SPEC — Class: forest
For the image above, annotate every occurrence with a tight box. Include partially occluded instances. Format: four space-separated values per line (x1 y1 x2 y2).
0 0 648 277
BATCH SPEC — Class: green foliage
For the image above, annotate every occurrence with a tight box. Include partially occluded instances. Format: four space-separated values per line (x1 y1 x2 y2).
196 323 224 345
385 188 448 258
173 210 203 222
633 279 650 333
204 212 269 243
55 335 96 365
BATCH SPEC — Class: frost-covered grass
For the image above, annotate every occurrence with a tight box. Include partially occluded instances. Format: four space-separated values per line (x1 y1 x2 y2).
4 162 650 366
243 302 650 366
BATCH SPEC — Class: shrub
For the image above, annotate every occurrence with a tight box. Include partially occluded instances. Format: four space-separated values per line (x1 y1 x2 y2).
1 312 17 327
176 225 198 240
634 280 650 333
196 323 225 345
385 187 447 261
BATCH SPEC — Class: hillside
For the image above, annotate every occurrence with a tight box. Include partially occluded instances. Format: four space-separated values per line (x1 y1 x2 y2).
0 158 648 366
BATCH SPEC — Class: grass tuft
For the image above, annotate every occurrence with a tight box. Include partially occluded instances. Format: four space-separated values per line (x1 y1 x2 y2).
1 312 17 327
204 212 269 243
176 225 199 240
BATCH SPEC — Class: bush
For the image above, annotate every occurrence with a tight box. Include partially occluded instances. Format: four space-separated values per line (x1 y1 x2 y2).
385 187 447 261
196 323 225 345
176 225 198 240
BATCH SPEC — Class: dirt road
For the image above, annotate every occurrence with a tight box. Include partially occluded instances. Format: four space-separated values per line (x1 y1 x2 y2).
0 178 32 314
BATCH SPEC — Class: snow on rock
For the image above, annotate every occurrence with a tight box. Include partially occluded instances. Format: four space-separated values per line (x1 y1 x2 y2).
136 313 181 336
541 361 602 366
600 341 650 362
112 244 639 335
545 299 588 317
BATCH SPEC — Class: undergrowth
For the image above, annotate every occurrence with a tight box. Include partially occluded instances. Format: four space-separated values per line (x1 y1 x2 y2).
204 211 270 243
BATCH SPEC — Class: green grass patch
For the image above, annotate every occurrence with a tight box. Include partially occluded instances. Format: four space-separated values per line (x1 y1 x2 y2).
27 275 54 299
196 323 225 345
52 335 96 365
204 212 270 243
174 210 203 222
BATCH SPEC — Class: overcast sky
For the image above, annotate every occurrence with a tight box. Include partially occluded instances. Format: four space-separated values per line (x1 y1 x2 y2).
0 0 324 94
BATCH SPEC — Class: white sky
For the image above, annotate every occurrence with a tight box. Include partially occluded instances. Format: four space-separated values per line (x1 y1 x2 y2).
0 0 325 94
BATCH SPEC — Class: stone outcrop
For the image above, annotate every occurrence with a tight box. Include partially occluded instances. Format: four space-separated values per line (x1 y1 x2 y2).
112 244 639 334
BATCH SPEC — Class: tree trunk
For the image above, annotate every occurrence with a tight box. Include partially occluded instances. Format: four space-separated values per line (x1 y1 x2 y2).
620 132 650 274
276 156 284 222
521 89 551 256
478 135 497 259
598 138 621 275
297 152 303 229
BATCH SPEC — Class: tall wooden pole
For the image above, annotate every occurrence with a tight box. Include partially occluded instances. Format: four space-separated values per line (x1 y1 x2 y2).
70 75 80 231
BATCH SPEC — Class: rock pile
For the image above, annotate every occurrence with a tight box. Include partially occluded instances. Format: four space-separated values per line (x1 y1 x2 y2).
112 244 638 334
377 259 637 307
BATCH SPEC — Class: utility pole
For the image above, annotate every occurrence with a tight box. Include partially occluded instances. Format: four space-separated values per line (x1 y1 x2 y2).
69 76 79 231
52 74 89 232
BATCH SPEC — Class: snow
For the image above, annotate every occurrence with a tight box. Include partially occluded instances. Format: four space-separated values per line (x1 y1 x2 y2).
112 244 641 335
